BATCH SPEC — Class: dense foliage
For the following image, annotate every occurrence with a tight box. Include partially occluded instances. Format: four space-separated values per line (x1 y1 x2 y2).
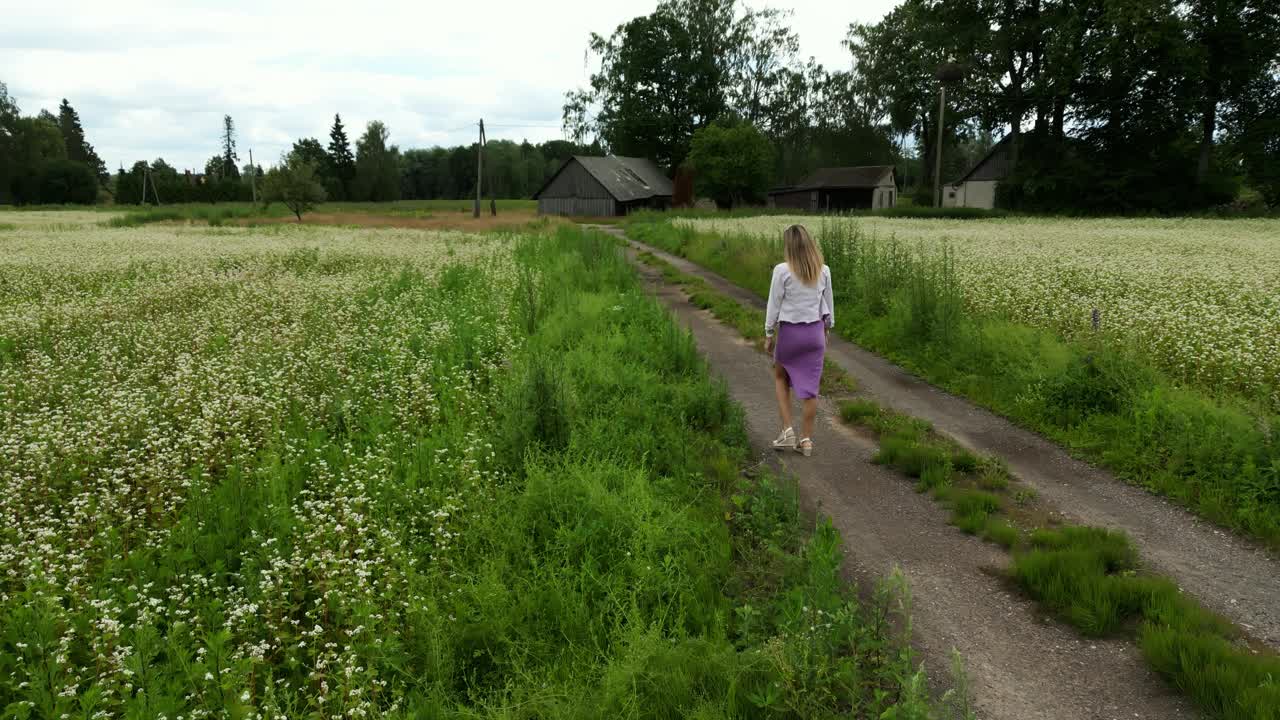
564 0 910 187
686 118 774 207
0 84 104 205
849 0 1280 212
567 0 1280 212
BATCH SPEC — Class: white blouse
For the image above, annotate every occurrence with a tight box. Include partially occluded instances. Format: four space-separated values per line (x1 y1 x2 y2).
764 262 834 337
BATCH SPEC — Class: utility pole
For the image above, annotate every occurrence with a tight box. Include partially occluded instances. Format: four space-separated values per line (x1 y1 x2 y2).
934 85 946 208
249 148 258 204
933 61 966 208
474 119 484 218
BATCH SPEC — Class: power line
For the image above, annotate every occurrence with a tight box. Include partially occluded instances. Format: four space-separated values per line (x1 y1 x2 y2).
485 123 563 129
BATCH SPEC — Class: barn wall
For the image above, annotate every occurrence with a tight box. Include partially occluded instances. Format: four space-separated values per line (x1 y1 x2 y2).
943 184 960 207
820 189 874 211
769 190 815 211
620 197 671 214
538 197 618 217
539 161 613 199
944 181 998 209
873 186 898 209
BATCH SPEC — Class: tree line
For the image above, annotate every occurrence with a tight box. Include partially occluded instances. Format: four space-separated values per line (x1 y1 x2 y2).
564 0 1280 212
0 83 108 205
1 79 606 207
115 113 603 206
279 116 604 204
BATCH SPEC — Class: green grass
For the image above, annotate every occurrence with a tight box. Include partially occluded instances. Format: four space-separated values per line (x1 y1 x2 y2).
0 224 945 717
980 518 1021 549
837 397 1280 720
627 216 1280 549
948 489 1004 535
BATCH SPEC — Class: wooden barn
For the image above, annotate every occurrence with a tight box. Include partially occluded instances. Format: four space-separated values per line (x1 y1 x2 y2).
767 166 897 212
944 135 1012 209
533 155 673 216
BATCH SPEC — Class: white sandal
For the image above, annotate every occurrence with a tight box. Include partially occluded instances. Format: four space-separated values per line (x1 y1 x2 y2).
797 438 813 457
772 427 797 451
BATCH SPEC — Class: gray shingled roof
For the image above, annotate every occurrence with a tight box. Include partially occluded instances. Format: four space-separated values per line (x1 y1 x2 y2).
535 156 673 202
788 165 895 190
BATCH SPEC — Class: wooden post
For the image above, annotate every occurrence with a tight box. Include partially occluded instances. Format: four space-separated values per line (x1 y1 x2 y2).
474 119 483 218
934 84 946 208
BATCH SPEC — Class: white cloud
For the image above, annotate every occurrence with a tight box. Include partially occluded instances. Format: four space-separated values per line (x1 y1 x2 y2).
0 0 900 172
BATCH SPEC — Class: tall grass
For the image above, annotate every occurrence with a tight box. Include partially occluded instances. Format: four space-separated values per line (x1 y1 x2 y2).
1012 528 1280 719
628 217 1280 547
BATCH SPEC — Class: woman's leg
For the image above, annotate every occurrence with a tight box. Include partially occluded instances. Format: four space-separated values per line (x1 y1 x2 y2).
773 363 793 430
800 397 818 441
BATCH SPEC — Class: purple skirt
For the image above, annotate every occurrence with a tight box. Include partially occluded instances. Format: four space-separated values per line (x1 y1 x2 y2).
774 320 826 399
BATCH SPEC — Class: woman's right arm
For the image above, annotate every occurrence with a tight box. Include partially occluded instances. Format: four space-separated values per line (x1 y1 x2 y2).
765 265 784 337
821 266 835 331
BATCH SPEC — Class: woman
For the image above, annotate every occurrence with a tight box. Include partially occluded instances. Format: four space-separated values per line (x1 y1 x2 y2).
764 224 833 457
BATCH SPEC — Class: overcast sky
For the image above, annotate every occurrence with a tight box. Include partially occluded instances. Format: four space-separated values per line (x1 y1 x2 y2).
1 0 900 173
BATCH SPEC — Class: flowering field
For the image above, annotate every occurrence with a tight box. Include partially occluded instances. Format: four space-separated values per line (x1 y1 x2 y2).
677 216 1280 407
0 221 929 717
0 222 520 716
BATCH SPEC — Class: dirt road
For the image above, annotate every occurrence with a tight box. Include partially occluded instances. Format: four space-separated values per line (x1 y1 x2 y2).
609 233 1196 719
620 233 1280 651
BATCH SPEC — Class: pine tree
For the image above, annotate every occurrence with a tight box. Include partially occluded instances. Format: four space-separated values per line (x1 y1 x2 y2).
57 99 107 183
221 115 240 180
327 114 356 200
58 100 87 163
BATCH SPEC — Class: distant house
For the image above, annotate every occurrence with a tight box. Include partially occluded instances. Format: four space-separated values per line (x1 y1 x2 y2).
533 156 673 216
183 170 207 186
944 135 1013 209
767 166 897 212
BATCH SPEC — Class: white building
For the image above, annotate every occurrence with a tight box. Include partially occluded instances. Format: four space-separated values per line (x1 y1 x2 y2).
944 135 1013 210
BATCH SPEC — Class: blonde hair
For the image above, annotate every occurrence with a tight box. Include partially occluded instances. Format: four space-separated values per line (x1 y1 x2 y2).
783 224 823 287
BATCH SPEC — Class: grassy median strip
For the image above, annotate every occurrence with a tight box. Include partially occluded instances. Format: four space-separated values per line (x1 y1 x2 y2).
837 397 1280 720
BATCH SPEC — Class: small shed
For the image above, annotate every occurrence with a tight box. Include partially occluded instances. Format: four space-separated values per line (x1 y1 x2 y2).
944 135 1012 209
767 166 897 212
533 155 673 217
